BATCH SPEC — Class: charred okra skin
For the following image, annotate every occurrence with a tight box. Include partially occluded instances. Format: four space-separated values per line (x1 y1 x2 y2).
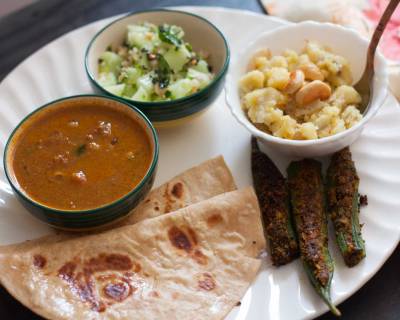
327 147 366 267
288 159 340 316
251 137 298 266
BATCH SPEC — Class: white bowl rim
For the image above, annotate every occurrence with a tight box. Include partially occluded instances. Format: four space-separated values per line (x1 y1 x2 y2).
225 21 389 147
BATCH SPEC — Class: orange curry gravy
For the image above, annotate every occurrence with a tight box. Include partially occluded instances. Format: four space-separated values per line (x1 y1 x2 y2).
12 102 152 210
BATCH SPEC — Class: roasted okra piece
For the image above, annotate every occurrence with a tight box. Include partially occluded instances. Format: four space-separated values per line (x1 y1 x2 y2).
288 159 341 316
327 147 366 267
251 137 298 266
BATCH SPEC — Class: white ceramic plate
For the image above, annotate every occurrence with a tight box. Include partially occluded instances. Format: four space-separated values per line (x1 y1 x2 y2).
0 6 399 320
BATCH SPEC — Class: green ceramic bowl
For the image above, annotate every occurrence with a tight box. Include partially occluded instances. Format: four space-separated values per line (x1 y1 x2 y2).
85 9 230 127
3 95 159 230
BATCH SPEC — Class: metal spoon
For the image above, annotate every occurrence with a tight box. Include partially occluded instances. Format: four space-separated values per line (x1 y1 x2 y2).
355 0 399 114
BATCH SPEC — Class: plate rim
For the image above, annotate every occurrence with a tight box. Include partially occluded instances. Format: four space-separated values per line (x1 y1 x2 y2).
0 6 399 320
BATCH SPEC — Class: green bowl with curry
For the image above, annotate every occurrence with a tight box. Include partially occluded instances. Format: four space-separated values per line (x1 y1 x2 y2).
3 95 159 230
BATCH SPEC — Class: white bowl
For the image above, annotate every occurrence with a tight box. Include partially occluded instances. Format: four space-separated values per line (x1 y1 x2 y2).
225 21 389 157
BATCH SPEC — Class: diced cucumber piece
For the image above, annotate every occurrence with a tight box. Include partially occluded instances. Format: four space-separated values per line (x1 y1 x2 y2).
132 86 150 101
192 59 209 74
170 25 184 39
187 68 212 89
99 51 122 74
127 24 149 34
169 79 195 99
122 84 136 97
164 45 191 73
126 25 160 51
121 67 142 84
104 83 126 96
98 72 117 87
137 73 154 93
137 54 149 69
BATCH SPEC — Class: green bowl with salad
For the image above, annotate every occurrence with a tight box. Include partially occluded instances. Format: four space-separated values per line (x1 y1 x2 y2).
85 9 230 126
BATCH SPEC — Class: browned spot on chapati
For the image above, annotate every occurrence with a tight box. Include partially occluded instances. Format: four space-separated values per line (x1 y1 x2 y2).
58 261 77 281
193 249 208 265
163 183 174 213
155 206 160 211
33 254 47 269
163 182 187 214
96 274 116 281
198 273 216 291
149 290 160 298
57 254 141 312
171 182 184 198
134 263 141 273
59 265 105 312
168 226 192 252
207 214 223 227
168 226 208 265
103 282 132 301
86 253 133 272
171 292 179 299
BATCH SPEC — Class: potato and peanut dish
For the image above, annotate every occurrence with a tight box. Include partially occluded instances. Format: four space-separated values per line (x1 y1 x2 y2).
239 41 362 140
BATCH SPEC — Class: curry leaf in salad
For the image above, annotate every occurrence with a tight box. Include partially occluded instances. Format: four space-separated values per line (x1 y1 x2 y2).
158 24 183 47
154 54 172 89
97 22 214 101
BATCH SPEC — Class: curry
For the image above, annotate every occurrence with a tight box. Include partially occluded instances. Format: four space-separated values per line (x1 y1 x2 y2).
11 102 152 210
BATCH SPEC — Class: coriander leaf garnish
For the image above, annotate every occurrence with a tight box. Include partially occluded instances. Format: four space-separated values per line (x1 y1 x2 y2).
158 24 182 47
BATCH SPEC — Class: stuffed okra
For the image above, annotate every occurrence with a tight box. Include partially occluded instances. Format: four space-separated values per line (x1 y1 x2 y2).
288 159 341 316
327 147 366 267
251 137 298 266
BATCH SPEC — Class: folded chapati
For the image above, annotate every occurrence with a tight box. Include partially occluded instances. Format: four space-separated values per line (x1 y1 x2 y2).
0 187 265 320
123 155 237 225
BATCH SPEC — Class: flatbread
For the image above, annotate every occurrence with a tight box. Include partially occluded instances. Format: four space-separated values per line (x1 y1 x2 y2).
121 155 237 225
0 187 265 320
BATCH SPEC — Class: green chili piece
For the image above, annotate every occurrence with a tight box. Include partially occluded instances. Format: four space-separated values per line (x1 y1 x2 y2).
288 159 341 317
327 147 366 267
251 137 298 266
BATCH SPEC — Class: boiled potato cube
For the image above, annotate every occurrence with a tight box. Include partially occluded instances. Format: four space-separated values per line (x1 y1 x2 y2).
342 105 362 128
283 49 299 71
266 67 290 90
330 85 361 110
242 87 286 110
270 55 288 68
253 56 270 71
298 122 318 140
239 70 265 93
272 115 297 139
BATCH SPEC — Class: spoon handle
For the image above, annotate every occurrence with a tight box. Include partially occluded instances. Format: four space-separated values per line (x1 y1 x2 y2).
367 0 400 71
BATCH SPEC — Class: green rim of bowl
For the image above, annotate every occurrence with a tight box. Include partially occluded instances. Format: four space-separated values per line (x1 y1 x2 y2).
3 94 159 215
84 8 230 109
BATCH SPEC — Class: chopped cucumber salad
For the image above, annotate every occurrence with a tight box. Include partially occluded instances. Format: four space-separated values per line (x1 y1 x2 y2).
97 22 214 102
